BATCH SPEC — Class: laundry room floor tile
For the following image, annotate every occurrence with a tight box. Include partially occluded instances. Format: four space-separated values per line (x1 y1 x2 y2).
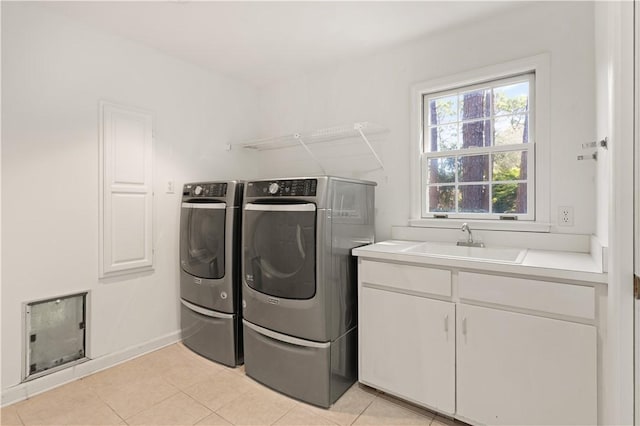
2 343 474 426
184 370 256 412
83 373 179 420
195 412 233 425
159 354 224 391
82 355 156 389
227 363 246 377
215 385 297 425
273 405 340 425
136 343 225 383
0 405 24 425
125 392 212 425
13 380 124 425
304 384 379 426
351 396 434 425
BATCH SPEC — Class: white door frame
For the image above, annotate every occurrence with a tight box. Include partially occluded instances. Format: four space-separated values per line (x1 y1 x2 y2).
635 1 640 423
609 1 635 425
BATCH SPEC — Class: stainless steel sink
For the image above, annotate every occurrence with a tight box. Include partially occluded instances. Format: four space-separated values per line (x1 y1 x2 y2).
401 241 527 263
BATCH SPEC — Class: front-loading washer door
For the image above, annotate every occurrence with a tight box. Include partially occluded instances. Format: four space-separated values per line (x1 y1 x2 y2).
180 202 226 279
243 203 316 299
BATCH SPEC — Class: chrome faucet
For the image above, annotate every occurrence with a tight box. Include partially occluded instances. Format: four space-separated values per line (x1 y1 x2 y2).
461 223 473 243
457 223 485 247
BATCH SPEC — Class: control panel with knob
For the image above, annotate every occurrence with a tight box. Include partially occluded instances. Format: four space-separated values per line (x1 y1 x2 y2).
268 182 280 194
246 179 318 197
183 183 228 197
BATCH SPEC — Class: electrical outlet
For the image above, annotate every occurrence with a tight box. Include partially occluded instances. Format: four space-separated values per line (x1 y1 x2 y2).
166 180 175 194
558 206 574 226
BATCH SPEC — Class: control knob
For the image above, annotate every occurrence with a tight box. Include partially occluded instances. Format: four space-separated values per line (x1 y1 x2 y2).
194 185 203 196
268 182 279 194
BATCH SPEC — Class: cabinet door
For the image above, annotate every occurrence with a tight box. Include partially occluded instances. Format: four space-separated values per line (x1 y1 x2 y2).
456 304 597 426
359 286 455 414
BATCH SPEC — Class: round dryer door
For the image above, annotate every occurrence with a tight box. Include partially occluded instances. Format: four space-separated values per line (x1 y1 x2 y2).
180 202 226 279
243 203 316 299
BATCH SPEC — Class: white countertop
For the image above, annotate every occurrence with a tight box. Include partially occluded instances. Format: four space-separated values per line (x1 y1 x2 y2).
352 240 607 284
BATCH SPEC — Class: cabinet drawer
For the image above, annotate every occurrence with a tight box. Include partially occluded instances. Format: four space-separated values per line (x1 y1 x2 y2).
459 272 595 320
360 260 451 297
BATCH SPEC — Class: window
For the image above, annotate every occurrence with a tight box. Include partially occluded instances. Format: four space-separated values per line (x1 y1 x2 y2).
421 73 535 220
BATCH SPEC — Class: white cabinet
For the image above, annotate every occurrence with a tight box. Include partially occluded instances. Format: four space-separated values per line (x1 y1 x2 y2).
357 259 599 426
456 304 597 425
359 286 455 414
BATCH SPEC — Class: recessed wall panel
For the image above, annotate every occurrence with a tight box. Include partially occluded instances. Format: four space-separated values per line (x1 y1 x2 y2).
100 101 153 277
112 112 146 185
111 193 147 264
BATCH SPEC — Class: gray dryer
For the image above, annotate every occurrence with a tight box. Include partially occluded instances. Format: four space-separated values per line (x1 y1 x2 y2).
180 181 243 367
241 176 375 407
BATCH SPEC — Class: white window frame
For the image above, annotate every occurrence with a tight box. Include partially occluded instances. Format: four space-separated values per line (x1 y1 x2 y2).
410 54 550 232
422 73 535 220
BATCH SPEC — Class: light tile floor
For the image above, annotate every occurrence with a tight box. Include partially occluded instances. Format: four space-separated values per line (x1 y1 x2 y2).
1 343 467 426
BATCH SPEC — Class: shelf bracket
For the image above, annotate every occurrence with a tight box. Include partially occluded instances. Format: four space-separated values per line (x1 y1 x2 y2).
581 137 608 150
354 123 384 170
577 152 598 161
294 133 327 174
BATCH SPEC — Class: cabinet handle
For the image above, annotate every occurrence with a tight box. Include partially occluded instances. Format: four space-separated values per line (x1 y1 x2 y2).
462 317 467 335
444 315 449 332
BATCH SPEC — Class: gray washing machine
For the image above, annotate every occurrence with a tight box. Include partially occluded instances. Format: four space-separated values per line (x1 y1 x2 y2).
241 176 375 407
180 181 243 367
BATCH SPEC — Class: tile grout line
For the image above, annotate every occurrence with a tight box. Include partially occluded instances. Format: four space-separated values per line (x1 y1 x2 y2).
312 405 346 426
79 379 128 425
121 388 212 425
213 403 237 426
15 409 25 426
179 389 214 425
190 406 215 425
269 401 299 425
348 393 378 426
122 381 182 422
376 391 438 422
210 380 259 419
314 408 341 426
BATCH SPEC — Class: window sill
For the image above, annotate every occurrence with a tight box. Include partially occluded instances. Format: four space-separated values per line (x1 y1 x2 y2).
408 218 551 233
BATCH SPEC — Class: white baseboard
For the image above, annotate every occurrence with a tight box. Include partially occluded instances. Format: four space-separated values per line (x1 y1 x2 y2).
1 330 181 407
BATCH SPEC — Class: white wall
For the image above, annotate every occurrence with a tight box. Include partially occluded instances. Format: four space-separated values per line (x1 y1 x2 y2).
254 2 597 242
595 4 611 247
1 3 258 400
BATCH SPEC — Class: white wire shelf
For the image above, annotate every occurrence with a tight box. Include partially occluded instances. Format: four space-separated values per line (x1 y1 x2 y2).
236 122 386 150
234 122 388 173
